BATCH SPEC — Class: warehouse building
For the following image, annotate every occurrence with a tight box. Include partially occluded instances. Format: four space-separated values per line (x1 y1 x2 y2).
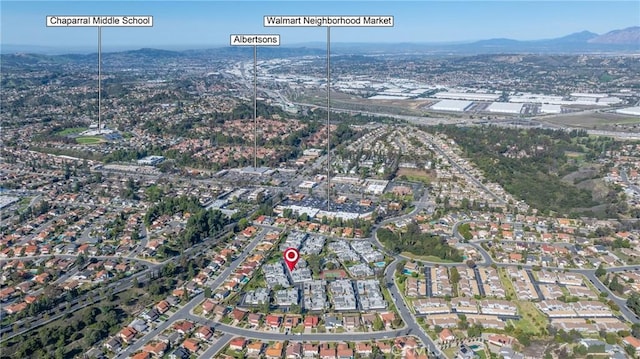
540 104 562 114
486 102 523 114
434 91 500 101
430 99 473 112
616 106 640 116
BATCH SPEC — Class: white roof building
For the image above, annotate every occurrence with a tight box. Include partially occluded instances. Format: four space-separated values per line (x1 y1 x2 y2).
616 106 640 116
430 99 473 112
540 104 562 114
486 102 523 114
434 91 500 101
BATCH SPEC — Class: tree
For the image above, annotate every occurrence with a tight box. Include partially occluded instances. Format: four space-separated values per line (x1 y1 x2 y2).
609 275 624 294
457 314 468 330
627 294 640 317
573 345 587 356
307 254 322 276
605 331 618 345
631 323 640 338
260 300 271 314
237 218 249 231
289 303 301 314
595 264 606 277
75 253 86 267
468 324 483 337
625 344 636 357
373 315 384 331
517 332 531 347
204 287 212 298
449 267 460 285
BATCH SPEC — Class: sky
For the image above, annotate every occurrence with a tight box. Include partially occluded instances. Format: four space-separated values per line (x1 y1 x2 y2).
1 1 639 51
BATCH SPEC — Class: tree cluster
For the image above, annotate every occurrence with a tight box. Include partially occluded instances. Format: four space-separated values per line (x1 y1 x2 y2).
377 221 462 262
432 125 619 216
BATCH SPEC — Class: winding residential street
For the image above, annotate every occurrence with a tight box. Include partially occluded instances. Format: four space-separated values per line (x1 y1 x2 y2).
115 228 270 358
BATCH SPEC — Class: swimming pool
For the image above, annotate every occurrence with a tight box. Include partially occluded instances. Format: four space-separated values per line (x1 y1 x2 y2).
374 261 386 267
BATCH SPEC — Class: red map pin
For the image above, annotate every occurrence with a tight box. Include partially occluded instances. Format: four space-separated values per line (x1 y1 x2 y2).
283 247 299 271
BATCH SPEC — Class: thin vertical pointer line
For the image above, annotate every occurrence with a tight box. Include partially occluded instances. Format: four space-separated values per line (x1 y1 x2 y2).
327 26 331 212
254 45 258 169
98 26 102 134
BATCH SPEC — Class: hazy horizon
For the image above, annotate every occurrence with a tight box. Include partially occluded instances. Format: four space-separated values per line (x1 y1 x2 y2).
2 0 638 53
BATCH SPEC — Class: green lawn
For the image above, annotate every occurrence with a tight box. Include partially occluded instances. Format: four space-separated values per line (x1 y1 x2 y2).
514 302 548 335
614 249 640 265
444 347 457 358
57 127 88 136
76 136 104 144
401 252 458 263
498 268 517 299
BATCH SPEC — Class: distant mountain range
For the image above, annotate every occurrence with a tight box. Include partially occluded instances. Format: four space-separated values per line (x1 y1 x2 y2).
588 26 640 44
1 26 638 57
468 26 639 49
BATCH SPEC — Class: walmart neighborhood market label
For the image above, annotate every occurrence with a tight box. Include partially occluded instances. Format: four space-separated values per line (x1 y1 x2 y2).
263 15 394 27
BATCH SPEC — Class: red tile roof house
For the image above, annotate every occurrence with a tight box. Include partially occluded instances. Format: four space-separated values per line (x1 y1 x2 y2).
156 300 171 314
304 344 319 357
201 298 216 315
284 316 300 329
33 272 50 284
376 342 392 354
246 341 264 355
286 342 303 359
380 312 396 327
229 337 247 351
172 321 194 335
195 326 213 341
214 304 228 317
248 313 262 327
439 328 455 342
142 341 168 356
336 343 353 359
231 308 247 322
4 302 28 314
131 352 150 359
265 314 281 329
356 343 373 356
118 327 138 344
182 338 200 353
304 315 319 329
319 344 336 359
623 336 640 356
24 295 38 304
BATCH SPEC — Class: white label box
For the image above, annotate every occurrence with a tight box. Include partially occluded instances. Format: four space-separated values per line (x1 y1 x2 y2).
230 34 281 46
264 15 393 27
46 16 153 27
